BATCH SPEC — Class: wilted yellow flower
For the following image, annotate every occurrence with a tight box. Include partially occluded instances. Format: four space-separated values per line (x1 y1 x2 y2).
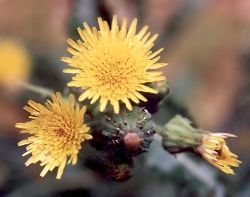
62 15 167 114
0 39 31 87
16 92 92 179
197 132 241 174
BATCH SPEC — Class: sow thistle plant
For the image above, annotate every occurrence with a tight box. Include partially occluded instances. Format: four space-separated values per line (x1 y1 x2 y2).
16 16 241 179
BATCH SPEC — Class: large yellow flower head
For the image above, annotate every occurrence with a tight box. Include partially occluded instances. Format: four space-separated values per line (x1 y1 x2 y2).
0 39 31 87
62 15 167 113
197 132 241 174
16 92 92 179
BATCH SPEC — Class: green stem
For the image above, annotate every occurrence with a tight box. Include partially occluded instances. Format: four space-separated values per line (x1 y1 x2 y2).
17 80 53 97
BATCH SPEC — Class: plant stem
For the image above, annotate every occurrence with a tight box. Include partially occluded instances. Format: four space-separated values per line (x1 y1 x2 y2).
17 80 53 97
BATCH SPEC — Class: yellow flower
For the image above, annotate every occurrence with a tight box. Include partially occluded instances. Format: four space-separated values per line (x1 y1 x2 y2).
197 132 241 174
16 92 92 179
62 15 167 114
0 39 31 87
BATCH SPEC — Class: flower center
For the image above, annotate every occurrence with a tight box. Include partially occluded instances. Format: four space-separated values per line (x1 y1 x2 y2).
85 39 147 99
214 144 227 160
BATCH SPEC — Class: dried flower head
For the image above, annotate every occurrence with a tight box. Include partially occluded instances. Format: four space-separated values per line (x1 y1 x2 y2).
197 132 241 174
0 39 31 87
16 92 92 179
62 15 167 113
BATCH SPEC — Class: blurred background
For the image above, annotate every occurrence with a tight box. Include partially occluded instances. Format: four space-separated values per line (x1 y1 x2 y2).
0 0 250 196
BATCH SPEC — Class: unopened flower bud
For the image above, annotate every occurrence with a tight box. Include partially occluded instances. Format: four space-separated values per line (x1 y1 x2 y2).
141 80 169 113
86 155 133 182
159 115 202 153
91 107 155 156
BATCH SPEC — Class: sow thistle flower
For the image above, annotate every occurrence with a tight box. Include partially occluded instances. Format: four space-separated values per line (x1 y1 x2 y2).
62 15 167 114
197 132 241 174
161 115 241 174
16 92 92 179
0 39 31 87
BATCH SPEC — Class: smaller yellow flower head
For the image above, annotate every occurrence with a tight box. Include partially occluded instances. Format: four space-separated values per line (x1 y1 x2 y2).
16 92 92 179
198 133 241 174
62 15 167 114
0 39 31 86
